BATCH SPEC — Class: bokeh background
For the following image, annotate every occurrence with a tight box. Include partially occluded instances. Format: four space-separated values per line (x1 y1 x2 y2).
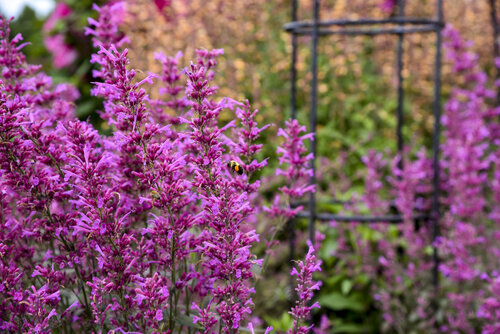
4 0 498 167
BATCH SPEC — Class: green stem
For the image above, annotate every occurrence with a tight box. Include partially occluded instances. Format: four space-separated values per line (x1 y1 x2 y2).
61 234 91 318
169 235 177 332
261 216 287 275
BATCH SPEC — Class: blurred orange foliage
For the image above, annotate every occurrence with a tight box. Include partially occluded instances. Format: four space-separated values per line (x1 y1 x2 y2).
121 0 499 139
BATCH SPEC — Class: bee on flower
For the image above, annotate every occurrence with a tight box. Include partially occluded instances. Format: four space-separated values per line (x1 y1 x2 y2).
227 160 244 175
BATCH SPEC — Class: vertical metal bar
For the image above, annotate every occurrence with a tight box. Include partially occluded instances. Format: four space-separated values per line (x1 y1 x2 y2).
431 0 443 295
396 0 405 170
291 0 298 119
308 0 319 243
289 0 298 279
288 2 298 304
489 0 500 104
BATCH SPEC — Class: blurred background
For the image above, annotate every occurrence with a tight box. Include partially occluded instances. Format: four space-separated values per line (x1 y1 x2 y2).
2 0 500 332
3 0 497 167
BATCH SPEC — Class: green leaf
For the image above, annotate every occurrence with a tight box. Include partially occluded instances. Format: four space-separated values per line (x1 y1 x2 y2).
424 245 434 256
264 312 293 332
318 293 366 312
332 323 374 333
341 279 353 295
325 274 345 288
174 314 203 330
354 273 370 286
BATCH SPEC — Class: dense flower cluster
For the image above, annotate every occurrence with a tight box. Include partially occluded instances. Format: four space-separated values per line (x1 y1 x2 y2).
478 278 500 334
0 3 325 332
326 22 500 333
436 24 498 333
18 0 500 332
350 23 500 332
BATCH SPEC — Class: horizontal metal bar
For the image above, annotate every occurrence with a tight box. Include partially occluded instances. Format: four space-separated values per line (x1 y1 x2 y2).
287 25 438 36
283 17 443 31
293 199 349 207
294 199 399 208
295 211 429 223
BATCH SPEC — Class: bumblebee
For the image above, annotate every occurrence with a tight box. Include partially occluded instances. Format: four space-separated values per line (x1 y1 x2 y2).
227 160 244 175
150 190 161 200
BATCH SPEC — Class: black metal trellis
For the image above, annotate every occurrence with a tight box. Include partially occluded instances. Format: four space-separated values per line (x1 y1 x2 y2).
489 0 500 104
285 0 444 297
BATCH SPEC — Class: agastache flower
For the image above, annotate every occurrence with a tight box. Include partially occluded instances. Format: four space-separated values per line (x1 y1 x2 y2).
43 3 72 32
153 50 188 124
195 48 224 82
379 0 396 13
268 119 314 219
478 278 500 334
390 149 432 259
226 99 270 194
313 315 332 334
44 34 78 69
185 54 261 333
288 243 322 334
86 2 129 84
437 25 494 332
249 322 273 334
133 273 169 329
192 301 218 333
85 2 128 50
42 3 76 69
361 149 389 213
0 5 287 333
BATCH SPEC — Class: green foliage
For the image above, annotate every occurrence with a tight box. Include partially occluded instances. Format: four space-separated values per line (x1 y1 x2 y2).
313 224 383 333
6 6 51 69
264 312 294 332
7 1 106 128
319 292 366 312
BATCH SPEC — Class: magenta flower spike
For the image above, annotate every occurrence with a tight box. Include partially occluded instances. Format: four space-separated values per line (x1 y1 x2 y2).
288 243 322 334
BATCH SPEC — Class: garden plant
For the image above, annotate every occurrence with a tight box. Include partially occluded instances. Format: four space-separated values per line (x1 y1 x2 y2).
3 0 500 333
0 2 321 333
